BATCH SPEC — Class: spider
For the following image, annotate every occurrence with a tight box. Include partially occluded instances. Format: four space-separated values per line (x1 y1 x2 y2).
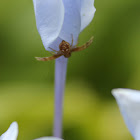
35 36 94 61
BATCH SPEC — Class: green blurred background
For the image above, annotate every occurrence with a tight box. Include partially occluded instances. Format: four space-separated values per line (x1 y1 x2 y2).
0 0 140 139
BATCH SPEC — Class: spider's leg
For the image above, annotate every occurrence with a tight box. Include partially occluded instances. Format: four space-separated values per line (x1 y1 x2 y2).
73 41 79 48
70 34 74 47
35 53 63 61
76 40 79 46
71 34 79 48
49 47 59 53
71 36 94 52
49 51 55 55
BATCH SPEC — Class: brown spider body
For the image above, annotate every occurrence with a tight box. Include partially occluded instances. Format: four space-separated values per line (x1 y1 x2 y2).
35 36 94 61
59 40 71 58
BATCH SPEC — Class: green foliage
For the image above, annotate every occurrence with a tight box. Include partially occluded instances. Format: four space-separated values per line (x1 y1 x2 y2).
0 83 132 140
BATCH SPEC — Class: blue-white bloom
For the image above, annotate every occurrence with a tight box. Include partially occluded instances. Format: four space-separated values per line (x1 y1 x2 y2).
34 137 63 140
112 88 140 140
0 122 18 140
33 0 96 51
0 122 63 140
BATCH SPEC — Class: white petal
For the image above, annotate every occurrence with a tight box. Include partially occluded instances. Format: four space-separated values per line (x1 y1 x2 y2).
112 88 140 139
80 0 96 31
33 0 64 50
0 122 18 140
34 136 63 140
135 124 140 140
59 0 81 45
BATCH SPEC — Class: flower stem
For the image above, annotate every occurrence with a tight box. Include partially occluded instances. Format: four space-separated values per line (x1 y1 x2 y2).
53 57 68 138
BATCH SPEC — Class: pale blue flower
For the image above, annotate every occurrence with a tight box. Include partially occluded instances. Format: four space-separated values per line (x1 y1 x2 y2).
35 137 63 140
0 122 18 140
33 0 96 51
112 88 140 140
33 0 96 138
0 122 63 140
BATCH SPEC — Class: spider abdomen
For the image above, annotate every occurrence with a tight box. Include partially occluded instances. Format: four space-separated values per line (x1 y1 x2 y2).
59 40 71 58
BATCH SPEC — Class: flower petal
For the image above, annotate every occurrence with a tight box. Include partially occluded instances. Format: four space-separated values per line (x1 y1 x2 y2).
80 0 96 31
112 88 140 139
135 124 140 140
0 122 18 140
33 0 64 50
59 0 81 45
34 137 63 140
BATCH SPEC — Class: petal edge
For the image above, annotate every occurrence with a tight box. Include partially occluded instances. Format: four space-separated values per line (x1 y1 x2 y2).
33 0 64 50
34 136 63 140
112 88 140 139
0 122 18 140
80 0 96 31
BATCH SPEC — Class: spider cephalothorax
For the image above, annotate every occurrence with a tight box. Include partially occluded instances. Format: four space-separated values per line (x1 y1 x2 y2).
59 40 71 58
36 36 94 61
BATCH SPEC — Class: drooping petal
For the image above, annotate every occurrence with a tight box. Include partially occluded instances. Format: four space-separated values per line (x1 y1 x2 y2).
135 124 140 140
34 136 63 140
80 0 96 31
33 0 64 50
59 0 81 45
112 88 140 140
0 122 18 140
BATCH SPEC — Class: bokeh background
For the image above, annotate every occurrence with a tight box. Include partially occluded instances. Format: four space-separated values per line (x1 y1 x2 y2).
0 0 140 139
